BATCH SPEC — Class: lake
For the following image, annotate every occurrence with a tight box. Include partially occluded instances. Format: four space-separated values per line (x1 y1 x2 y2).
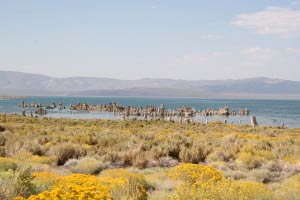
0 96 300 128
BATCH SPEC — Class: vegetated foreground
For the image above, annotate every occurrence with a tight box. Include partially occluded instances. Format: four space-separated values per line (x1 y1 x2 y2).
0 114 300 200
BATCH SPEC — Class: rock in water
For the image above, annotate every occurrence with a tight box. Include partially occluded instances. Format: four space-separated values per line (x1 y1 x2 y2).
251 116 258 127
35 108 47 115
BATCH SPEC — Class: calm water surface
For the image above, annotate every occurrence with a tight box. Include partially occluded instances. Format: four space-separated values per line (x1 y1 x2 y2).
0 96 299 128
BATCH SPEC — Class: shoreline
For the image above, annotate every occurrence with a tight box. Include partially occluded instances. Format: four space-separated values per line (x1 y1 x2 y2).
0 96 27 99
1 113 297 130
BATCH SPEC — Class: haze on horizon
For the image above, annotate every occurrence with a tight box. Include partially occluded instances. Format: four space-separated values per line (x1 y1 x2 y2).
0 0 300 81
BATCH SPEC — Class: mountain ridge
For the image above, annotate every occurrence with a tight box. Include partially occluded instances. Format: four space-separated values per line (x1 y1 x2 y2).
1 70 300 98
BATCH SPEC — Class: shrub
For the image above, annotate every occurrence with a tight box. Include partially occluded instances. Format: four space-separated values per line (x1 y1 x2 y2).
247 168 272 183
55 144 86 165
21 171 148 200
158 156 178 167
236 152 265 170
12 168 36 198
0 134 7 146
0 170 14 199
4 137 32 157
169 163 224 184
28 145 44 156
31 172 60 193
67 157 107 175
266 160 284 172
0 168 36 200
63 159 79 168
79 133 98 145
0 157 18 172
150 146 168 160
179 143 208 164
224 170 247 180
100 169 148 200
0 147 6 157
169 164 273 200
133 152 148 169
0 125 5 132
275 174 300 200
172 179 273 200
21 174 111 200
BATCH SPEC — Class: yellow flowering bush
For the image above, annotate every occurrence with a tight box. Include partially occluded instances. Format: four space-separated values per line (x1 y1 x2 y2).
32 172 60 183
169 163 224 184
18 169 148 200
18 174 112 200
169 164 273 200
29 184 110 200
32 172 60 191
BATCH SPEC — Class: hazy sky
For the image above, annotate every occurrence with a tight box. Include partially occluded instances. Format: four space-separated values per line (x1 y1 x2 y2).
0 0 300 80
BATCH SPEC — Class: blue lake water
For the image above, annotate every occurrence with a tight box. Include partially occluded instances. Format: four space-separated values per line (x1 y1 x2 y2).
0 96 300 128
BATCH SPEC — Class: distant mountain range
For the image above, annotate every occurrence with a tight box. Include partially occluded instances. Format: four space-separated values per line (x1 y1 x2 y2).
1 70 300 98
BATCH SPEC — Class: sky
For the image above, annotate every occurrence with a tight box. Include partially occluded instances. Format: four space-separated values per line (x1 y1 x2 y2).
0 0 300 80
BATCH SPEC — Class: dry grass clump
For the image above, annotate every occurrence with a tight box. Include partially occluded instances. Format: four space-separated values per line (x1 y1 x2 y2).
100 169 148 200
179 141 210 163
54 144 87 165
64 157 109 175
0 124 5 132
0 134 7 146
132 152 148 169
273 174 300 200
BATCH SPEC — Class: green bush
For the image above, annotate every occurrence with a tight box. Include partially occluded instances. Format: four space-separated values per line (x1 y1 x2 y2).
13 168 36 198
0 168 36 200
0 157 18 172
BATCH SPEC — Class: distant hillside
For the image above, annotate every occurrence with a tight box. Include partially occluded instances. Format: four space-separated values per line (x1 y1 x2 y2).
1 70 300 98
